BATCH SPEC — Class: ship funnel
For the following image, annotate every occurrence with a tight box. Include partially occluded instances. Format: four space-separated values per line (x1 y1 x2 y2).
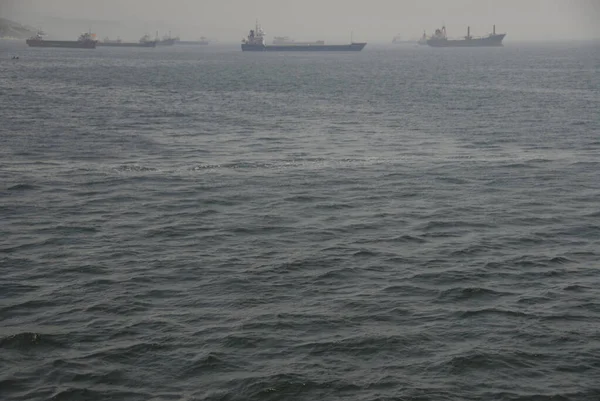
467 26 470 38
493 25 496 35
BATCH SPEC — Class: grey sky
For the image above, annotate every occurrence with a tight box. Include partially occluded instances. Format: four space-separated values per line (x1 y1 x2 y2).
2 0 599 42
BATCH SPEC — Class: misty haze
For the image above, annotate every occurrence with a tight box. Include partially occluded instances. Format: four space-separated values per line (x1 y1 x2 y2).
1 1 599 400
1 0 600 42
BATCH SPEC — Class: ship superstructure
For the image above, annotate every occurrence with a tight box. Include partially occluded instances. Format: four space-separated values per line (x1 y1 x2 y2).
157 32 177 46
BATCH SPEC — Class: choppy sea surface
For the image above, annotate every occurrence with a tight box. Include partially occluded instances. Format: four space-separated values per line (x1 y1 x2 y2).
1 41 599 401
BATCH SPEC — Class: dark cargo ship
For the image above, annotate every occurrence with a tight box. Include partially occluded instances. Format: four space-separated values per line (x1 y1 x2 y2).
427 25 505 47
97 35 157 48
241 23 366 52
26 32 97 49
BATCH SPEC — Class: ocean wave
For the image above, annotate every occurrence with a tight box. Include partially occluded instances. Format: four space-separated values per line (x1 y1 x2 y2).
457 308 531 319
436 287 513 302
6 183 38 191
2 41 599 401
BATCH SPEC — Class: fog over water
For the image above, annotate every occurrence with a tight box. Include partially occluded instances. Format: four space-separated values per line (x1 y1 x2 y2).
2 0 600 398
1 0 600 42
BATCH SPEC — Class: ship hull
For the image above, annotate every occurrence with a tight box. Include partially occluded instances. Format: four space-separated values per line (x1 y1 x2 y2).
242 43 366 52
98 41 157 48
273 41 325 45
427 34 505 47
26 39 96 49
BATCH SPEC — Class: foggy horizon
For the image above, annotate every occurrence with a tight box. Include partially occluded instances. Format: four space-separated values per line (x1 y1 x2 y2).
2 0 600 42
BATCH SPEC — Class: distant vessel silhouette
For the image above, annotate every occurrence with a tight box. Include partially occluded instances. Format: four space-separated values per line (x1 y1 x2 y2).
157 32 177 46
97 35 157 48
242 22 366 52
427 25 505 47
175 36 210 45
26 31 97 49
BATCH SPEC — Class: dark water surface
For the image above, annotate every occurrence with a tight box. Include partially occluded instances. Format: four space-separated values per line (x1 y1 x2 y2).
1 41 600 400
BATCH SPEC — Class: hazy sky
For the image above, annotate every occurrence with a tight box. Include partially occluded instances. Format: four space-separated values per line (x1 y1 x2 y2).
2 0 599 42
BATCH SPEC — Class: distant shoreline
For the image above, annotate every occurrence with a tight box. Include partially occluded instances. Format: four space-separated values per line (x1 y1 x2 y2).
0 17 37 39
